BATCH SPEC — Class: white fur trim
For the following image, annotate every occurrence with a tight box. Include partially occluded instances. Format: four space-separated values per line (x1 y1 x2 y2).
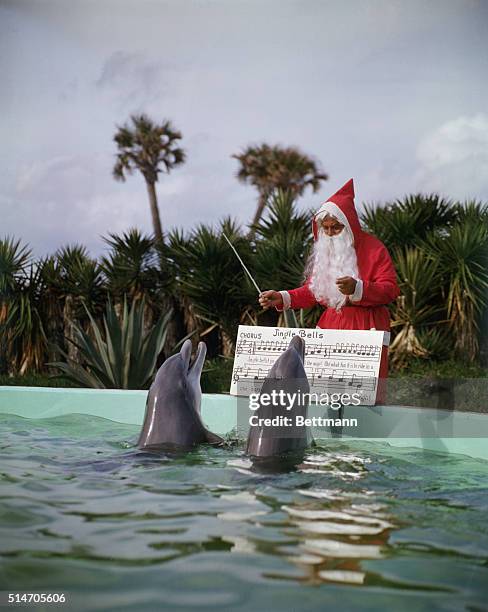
349 278 363 302
279 290 291 310
315 201 353 243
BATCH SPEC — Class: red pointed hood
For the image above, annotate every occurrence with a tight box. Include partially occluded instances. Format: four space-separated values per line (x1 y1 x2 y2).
312 179 363 244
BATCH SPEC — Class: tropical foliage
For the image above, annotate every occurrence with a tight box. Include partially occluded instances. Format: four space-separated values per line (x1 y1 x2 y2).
232 143 328 234
166 218 256 355
48 297 172 389
2 192 487 383
363 196 488 363
422 215 488 361
113 114 186 242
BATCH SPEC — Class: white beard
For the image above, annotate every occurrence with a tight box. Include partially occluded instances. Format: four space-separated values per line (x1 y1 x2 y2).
308 230 359 310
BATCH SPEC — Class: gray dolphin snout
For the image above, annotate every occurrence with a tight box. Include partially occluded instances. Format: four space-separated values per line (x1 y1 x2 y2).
246 335 312 461
137 339 224 450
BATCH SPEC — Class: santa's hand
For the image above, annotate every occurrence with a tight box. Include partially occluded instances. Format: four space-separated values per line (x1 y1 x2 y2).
336 276 357 295
259 290 283 309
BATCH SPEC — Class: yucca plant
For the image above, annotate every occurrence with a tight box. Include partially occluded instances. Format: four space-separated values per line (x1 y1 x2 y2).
252 189 313 327
416 326 454 361
100 227 171 341
422 214 488 361
48 297 172 389
1 237 32 372
167 218 255 354
361 194 455 251
0 236 31 296
253 189 313 287
36 256 66 368
0 238 56 375
52 244 107 363
452 200 488 225
100 228 162 302
389 247 446 365
1 260 50 375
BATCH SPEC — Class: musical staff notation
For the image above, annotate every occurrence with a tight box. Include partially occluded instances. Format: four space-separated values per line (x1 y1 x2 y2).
231 326 387 405
235 338 380 361
232 365 376 392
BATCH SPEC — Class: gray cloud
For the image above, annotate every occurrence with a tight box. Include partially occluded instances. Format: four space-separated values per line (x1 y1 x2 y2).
415 113 488 201
95 51 176 112
1 0 487 259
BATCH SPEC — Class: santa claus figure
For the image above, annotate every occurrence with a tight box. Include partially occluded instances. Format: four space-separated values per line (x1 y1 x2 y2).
259 178 400 390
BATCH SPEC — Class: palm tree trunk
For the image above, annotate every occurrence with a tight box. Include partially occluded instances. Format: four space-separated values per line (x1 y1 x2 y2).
146 180 163 243
160 294 186 361
63 295 80 363
248 191 268 239
0 302 9 374
46 300 63 374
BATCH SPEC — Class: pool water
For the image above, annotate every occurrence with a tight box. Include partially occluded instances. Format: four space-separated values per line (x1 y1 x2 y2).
1 413 487 611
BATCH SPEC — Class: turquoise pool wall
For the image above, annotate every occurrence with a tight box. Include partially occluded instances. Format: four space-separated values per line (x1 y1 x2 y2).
0 386 487 461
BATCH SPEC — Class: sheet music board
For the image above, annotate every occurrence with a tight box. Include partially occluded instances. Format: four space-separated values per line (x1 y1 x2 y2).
230 326 389 405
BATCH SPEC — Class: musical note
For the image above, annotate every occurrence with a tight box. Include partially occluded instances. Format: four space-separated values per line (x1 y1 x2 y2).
231 326 384 405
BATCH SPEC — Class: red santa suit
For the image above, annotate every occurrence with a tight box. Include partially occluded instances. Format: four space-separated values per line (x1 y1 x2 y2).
278 179 400 384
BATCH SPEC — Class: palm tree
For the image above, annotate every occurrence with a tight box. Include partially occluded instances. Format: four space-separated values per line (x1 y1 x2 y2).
232 143 328 236
113 114 186 243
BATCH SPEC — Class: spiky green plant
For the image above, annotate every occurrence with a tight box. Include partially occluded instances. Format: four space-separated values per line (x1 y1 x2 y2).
1 259 51 375
252 189 313 327
422 215 488 361
0 238 53 375
0 236 31 296
48 297 172 389
361 194 455 251
100 228 168 315
49 244 107 364
452 200 488 225
167 218 254 353
55 245 105 302
389 247 446 365
253 189 312 287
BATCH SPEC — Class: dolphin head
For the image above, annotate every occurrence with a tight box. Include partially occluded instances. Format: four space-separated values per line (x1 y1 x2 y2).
152 339 206 414
138 339 223 450
270 335 306 379
246 335 312 460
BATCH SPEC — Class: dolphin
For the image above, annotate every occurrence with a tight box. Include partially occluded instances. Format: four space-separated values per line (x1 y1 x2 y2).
246 335 313 466
137 339 224 450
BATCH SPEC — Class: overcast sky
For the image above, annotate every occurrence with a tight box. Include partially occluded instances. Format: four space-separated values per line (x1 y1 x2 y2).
1 0 487 258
